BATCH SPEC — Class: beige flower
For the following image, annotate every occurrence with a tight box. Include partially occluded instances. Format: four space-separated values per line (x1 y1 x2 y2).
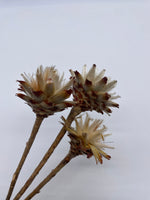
63 113 113 164
70 64 120 115
17 65 74 117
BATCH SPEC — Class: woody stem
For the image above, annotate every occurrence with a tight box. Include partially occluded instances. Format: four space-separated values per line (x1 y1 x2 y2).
6 115 44 200
24 151 75 200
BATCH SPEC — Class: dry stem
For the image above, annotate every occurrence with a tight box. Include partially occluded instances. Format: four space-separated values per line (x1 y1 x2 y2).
6 115 44 200
13 106 81 200
24 151 75 200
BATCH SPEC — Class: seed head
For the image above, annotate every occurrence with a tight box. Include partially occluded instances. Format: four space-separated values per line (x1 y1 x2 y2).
17 65 74 117
63 113 113 164
70 64 120 115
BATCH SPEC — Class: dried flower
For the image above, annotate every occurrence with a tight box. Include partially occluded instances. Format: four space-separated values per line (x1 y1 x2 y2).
70 64 120 115
17 65 74 117
63 113 113 164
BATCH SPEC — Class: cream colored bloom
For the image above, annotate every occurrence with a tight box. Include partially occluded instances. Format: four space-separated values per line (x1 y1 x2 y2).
70 64 119 115
63 113 113 164
17 65 74 117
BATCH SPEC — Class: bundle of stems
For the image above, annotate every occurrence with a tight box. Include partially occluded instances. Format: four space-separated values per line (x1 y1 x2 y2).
13 106 81 200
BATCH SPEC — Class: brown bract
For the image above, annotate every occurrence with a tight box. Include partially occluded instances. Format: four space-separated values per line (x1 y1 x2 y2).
17 66 74 117
63 114 114 164
70 64 120 115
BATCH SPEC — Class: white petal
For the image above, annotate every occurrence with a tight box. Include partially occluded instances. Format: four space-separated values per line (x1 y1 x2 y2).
94 69 106 83
86 65 96 82
82 65 87 80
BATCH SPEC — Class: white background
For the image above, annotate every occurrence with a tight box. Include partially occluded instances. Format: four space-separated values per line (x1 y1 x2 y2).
0 0 150 199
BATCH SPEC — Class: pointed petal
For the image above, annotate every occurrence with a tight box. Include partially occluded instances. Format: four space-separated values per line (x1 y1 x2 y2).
90 145 99 164
106 101 119 108
74 70 84 85
36 65 44 90
86 64 96 82
16 93 32 102
82 65 87 79
94 77 108 91
98 149 111 160
69 69 75 77
83 114 91 131
94 69 106 83
104 80 117 92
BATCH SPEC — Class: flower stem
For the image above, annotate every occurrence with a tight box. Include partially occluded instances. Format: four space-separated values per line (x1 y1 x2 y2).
13 106 81 200
6 115 44 200
24 152 75 200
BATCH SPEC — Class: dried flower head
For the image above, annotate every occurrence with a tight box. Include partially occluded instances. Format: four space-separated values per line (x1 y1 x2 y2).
70 64 120 115
63 113 113 164
17 65 73 117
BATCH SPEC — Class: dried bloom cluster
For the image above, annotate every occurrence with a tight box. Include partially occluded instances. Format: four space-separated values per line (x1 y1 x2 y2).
6 64 119 200
17 65 73 117
17 64 119 116
70 64 119 114
63 114 113 164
